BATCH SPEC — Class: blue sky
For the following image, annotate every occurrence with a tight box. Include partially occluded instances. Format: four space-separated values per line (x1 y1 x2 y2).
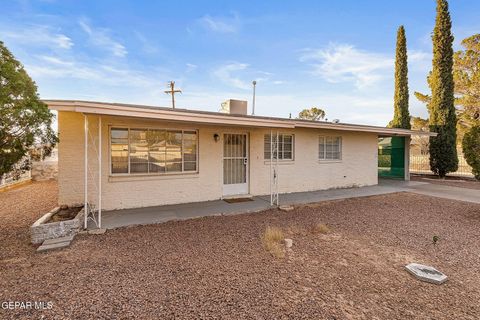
2 0 479 126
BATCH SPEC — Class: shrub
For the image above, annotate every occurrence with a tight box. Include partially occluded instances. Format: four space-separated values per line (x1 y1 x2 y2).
262 226 285 258
311 223 330 234
462 125 480 180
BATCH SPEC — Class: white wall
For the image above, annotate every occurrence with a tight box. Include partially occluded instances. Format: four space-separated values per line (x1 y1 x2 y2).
249 128 378 195
58 111 379 210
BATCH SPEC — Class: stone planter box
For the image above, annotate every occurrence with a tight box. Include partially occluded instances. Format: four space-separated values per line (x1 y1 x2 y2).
30 206 85 244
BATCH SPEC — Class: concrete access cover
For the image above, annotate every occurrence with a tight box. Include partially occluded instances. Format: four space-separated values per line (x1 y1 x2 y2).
405 263 448 285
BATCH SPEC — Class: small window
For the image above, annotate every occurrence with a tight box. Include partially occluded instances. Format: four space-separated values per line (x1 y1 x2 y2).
264 134 294 160
319 136 342 160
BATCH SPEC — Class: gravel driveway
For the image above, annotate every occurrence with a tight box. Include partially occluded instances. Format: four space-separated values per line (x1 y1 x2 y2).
1 181 480 319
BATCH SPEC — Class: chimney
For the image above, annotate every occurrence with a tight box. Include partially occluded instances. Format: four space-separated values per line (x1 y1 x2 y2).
220 99 248 115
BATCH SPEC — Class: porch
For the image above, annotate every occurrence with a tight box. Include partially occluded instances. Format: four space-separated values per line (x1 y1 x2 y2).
90 179 421 229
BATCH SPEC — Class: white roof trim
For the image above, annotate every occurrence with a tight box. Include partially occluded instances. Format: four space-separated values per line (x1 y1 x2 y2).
44 100 436 136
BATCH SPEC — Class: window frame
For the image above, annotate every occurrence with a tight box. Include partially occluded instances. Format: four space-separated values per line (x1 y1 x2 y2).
264 133 295 161
109 126 199 176
318 135 342 161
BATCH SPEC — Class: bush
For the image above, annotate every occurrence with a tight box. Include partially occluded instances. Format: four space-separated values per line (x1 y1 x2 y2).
262 226 285 258
462 125 480 180
311 223 330 234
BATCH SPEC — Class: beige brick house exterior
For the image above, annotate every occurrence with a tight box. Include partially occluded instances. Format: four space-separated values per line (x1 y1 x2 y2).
47 100 425 212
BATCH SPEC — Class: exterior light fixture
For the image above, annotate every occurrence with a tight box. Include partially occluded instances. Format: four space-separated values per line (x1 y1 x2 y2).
213 133 220 142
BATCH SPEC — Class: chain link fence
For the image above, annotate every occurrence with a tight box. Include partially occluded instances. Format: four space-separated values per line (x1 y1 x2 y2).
410 154 474 177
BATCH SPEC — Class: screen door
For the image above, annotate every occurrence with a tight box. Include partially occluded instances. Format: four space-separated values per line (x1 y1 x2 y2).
223 133 248 196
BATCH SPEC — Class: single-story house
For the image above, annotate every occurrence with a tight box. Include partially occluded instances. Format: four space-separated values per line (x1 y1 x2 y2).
45 99 434 227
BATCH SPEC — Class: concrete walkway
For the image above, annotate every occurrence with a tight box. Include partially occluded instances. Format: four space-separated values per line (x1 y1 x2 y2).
91 179 479 230
403 181 480 204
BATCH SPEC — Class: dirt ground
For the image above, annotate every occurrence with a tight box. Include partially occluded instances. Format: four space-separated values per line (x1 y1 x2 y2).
411 174 480 190
1 181 480 319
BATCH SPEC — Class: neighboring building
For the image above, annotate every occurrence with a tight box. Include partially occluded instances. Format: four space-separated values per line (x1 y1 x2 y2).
46 100 433 215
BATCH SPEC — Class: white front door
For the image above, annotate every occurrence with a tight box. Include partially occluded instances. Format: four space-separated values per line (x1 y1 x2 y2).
223 133 249 196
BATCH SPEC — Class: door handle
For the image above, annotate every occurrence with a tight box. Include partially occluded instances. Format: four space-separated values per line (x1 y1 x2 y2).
244 158 248 165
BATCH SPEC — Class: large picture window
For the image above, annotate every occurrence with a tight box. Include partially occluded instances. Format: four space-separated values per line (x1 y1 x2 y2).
110 128 198 175
319 136 342 160
264 134 294 160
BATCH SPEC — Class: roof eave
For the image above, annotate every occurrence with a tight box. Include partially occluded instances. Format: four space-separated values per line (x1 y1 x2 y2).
46 100 294 128
45 100 437 136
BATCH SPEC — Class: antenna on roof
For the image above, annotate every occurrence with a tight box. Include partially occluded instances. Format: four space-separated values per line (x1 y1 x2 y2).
164 81 182 109
251 80 257 115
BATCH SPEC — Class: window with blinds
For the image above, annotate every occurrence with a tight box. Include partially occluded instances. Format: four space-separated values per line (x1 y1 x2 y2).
319 136 342 160
110 128 198 175
264 134 294 160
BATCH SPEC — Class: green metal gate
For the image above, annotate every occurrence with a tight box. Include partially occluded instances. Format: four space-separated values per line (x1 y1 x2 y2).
378 137 405 179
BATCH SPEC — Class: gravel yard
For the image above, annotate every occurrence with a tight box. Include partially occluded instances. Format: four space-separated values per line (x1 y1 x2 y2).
1 181 480 319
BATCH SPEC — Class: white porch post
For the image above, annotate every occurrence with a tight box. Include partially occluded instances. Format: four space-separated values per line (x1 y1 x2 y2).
276 130 279 205
84 114 88 229
270 129 273 205
404 136 411 181
98 116 102 228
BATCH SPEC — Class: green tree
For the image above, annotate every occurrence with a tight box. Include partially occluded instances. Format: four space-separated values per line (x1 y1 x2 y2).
390 26 411 129
297 107 326 121
453 34 480 138
462 126 480 180
0 41 57 176
415 34 480 143
426 0 458 177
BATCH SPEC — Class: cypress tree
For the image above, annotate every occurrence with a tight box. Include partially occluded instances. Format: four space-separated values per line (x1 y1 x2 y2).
391 26 411 129
428 0 458 177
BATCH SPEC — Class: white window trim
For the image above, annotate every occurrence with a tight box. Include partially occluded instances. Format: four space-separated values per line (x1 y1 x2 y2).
318 135 342 161
263 133 295 161
109 126 199 176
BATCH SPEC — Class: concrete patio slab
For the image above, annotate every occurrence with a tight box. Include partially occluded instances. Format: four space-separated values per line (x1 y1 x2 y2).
89 178 479 230
92 181 407 230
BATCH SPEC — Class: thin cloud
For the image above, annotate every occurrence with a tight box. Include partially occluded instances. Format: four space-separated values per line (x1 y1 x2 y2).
300 43 393 89
38 55 74 66
199 13 240 33
213 62 274 90
27 55 161 88
213 62 251 90
79 19 127 57
134 31 159 54
409 50 429 61
1 25 73 49
186 63 198 73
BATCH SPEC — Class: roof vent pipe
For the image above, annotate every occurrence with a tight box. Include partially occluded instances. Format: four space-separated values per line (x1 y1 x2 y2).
252 80 257 115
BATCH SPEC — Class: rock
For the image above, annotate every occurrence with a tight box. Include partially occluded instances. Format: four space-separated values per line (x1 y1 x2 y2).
37 241 71 252
279 205 294 212
405 263 448 285
283 238 293 248
88 228 107 235
43 235 74 245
